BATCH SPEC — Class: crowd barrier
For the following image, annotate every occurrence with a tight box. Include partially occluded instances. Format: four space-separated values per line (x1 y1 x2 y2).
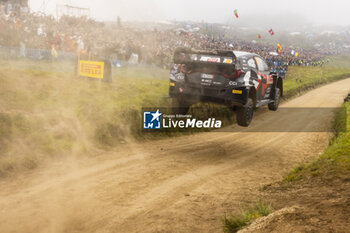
0 45 76 61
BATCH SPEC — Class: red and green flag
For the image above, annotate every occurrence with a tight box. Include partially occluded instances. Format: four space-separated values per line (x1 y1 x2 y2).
234 9 239 18
257 34 261 39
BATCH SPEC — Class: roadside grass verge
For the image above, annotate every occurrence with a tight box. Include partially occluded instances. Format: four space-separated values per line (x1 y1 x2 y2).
282 55 350 99
283 66 350 99
283 102 350 182
222 201 273 233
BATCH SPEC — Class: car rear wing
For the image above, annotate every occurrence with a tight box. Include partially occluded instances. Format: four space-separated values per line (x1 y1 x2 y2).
173 47 237 67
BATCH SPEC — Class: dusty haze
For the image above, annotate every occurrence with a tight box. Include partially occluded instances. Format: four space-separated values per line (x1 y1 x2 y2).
29 0 350 28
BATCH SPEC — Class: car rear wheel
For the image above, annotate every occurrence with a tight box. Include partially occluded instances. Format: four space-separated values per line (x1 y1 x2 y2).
171 97 190 115
236 98 254 127
268 88 281 111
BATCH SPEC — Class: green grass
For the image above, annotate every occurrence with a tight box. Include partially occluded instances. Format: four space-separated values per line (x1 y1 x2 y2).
0 55 350 177
222 201 273 233
284 102 350 182
283 63 350 99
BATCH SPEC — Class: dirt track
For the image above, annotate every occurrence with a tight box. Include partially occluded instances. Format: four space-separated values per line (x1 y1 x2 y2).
1 78 350 233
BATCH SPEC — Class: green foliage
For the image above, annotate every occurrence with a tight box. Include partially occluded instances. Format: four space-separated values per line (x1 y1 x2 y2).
332 105 347 138
222 201 273 233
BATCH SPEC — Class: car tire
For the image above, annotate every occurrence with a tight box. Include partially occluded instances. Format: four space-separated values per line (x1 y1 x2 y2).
236 98 254 127
268 88 281 111
171 97 190 115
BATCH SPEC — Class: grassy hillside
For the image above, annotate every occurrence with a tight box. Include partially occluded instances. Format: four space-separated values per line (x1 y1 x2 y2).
283 55 350 99
1 56 350 177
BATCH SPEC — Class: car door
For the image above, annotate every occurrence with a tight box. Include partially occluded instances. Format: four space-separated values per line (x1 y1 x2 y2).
254 56 274 100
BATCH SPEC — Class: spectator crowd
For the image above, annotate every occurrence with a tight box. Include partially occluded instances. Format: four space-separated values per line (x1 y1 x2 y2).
0 1 344 69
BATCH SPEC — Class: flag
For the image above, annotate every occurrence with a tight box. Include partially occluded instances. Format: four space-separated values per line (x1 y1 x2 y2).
291 50 299 57
234 9 239 18
269 29 274 35
277 43 283 54
257 34 261 39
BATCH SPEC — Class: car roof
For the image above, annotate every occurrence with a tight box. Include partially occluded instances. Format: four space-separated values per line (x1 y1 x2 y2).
233 51 258 58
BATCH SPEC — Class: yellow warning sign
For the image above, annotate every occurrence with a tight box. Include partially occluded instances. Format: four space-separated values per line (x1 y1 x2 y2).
79 60 104 79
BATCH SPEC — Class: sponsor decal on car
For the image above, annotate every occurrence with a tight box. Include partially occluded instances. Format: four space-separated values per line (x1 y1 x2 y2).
223 58 233 64
201 74 214 79
229 81 238 86
200 56 221 63
201 73 214 85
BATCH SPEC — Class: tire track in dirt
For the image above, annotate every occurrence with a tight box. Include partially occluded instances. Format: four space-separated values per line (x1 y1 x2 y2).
0 78 350 233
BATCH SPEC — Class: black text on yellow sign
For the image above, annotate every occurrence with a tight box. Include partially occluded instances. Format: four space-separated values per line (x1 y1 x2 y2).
79 60 105 79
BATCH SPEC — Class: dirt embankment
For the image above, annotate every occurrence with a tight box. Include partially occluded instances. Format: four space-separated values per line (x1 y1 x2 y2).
238 174 350 233
0 78 350 233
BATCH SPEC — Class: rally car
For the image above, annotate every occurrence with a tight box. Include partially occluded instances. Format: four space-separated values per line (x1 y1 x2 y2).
169 48 284 127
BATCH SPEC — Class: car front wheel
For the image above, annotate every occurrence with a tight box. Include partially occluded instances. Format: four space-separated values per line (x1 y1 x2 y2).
268 88 281 111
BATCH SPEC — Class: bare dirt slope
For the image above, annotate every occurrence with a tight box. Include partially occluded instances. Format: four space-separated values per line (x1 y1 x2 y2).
239 174 350 233
1 78 350 233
